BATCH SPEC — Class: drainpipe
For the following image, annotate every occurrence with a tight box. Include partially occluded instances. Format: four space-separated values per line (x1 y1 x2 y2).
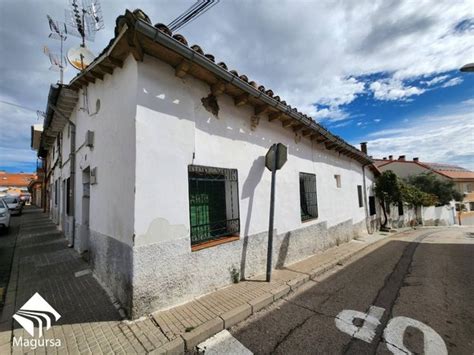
48 103 76 248
362 163 374 235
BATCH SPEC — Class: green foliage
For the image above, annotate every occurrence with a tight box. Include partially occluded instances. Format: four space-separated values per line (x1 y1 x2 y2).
400 183 438 207
407 173 463 205
374 171 402 206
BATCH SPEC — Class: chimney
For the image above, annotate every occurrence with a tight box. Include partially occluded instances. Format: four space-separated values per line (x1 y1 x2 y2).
389 155 393 160
360 142 367 154
383 157 387 160
398 155 406 161
413 157 419 162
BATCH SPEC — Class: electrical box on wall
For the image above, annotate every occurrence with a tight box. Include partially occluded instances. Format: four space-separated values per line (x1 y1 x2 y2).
86 130 94 148
90 167 98 185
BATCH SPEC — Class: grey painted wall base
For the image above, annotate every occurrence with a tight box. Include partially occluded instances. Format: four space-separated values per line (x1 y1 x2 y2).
75 223 134 314
73 218 369 318
131 218 366 317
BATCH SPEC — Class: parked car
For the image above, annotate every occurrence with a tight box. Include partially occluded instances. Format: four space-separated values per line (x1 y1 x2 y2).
3 196 23 216
0 199 10 230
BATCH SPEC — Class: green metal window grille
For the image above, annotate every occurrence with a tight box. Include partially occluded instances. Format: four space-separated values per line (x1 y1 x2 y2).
300 172 318 221
188 165 240 245
357 185 363 207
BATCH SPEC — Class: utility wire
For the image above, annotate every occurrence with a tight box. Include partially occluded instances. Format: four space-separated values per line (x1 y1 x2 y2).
0 99 39 113
177 1 218 31
168 0 219 32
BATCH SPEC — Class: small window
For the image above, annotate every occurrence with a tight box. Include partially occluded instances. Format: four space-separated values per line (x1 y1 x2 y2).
188 165 239 246
357 185 363 207
300 173 318 221
398 201 404 216
469 202 474 211
334 174 341 188
369 196 376 216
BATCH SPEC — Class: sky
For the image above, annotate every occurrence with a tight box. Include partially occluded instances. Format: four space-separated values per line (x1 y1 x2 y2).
0 0 473 172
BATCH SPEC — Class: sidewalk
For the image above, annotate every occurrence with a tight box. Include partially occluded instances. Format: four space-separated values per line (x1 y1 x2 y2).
0 207 403 354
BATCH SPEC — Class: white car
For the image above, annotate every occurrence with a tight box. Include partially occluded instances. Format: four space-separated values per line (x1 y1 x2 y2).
3 196 22 216
0 199 10 230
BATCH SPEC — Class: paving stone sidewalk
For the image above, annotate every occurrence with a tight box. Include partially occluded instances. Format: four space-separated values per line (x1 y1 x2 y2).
0 207 403 354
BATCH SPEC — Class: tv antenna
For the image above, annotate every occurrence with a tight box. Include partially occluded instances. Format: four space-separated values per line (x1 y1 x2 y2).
45 15 68 83
65 0 104 49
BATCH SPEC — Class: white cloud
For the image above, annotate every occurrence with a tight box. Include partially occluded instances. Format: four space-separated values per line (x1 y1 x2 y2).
1 1 474 169
373 119 381 123
360 101 474 170
369 79 425 101
422 75 450 86
440 77 463 88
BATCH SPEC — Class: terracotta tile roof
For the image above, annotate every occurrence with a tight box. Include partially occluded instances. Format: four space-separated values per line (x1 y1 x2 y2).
372 158 474 180
0 172 36 187
62 9 372 165
432 170 474 180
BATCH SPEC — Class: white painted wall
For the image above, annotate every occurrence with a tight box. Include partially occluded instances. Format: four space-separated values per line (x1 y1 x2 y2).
422 205 455 226
131 56 376 315
73 54 138 247
134 56 372 242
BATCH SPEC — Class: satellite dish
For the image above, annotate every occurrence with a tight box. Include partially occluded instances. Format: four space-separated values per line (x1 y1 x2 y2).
67 45 95 70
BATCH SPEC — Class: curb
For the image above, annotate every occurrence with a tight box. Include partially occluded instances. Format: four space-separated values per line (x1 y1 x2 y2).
170 231 401 353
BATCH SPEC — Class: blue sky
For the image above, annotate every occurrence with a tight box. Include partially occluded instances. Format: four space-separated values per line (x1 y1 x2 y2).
0 0 473 172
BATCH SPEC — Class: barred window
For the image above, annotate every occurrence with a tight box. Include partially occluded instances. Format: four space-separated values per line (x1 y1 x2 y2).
188 165 240 245
300 173 318 221
357 185 363 208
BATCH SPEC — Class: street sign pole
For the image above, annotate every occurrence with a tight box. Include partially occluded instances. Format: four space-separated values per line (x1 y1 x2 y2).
266 144 279 282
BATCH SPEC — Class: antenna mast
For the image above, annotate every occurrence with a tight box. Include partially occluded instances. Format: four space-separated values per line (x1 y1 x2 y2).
45 15 68 83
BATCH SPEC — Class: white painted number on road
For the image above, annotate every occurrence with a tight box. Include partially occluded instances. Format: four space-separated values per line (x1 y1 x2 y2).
335 305 384 343
384 316 447 355
335 306 447 355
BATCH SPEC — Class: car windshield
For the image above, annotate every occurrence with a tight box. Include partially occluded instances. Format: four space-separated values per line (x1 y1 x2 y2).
4 197 18 204
0 200 6 209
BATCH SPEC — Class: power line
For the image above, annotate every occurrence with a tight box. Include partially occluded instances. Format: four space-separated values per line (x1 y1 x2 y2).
0 99 39 113
168 0 219 32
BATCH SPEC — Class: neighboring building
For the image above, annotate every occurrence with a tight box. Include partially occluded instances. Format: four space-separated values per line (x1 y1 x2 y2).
0 171 35 201
29 124 46 208
33 9 379 318
374 155 474 211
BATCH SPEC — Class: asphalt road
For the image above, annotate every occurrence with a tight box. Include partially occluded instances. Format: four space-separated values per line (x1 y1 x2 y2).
218 227 474 354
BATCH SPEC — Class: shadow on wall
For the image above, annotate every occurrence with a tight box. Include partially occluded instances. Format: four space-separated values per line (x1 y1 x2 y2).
136 57 360 169
240 156 266 280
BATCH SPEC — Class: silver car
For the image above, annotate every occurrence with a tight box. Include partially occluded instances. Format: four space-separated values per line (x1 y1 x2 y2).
0 199 10 230
3 196 22 216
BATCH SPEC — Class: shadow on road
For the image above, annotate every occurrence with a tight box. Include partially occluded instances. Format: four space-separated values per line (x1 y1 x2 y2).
232 236 474 354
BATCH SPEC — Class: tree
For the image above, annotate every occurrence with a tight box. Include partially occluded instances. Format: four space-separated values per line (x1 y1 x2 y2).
406 173 463 205
400 183 438 223
374 171 402 230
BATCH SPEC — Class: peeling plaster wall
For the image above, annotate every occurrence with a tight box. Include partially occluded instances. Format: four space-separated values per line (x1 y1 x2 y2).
130 55 376 316
71 54 138 311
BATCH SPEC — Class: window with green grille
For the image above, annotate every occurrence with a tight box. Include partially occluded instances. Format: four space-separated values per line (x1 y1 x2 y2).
188 165 240 245
300 172 318 221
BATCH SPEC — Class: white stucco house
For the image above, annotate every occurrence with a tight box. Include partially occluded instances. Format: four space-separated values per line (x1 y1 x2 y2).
35 9 380 318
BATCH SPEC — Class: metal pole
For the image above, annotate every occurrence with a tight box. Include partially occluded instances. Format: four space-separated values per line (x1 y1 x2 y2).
266 144 279 282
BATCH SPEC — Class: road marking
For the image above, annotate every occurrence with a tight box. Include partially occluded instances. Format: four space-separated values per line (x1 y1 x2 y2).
335 305 385 343
197 330 253 355
384 316 448 355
